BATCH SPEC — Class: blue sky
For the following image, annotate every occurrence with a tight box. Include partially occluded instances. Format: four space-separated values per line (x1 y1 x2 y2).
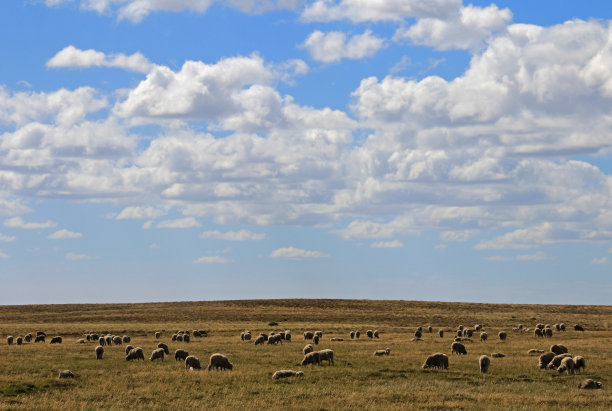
1 1 611 305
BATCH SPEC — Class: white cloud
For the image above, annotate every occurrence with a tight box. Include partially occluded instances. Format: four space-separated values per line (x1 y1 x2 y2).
0 233 16 242
194 255 232 264
48 229 83 239
47 45 155 73
0 250 8 258
269 246 329 259
200 230 265 241
371 240 403 248
155 217 201 229
590 257 610 265
116 206 166 220
65 252 94 260
301 30 386 63
487 251 548 261
395 4 512 51
4 217 57 230
301 0 461 23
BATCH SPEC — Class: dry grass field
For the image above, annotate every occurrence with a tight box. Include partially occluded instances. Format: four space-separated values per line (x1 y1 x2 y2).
0 299 610 410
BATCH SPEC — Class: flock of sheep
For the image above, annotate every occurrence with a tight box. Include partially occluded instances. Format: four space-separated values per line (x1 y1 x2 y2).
5 321 604 389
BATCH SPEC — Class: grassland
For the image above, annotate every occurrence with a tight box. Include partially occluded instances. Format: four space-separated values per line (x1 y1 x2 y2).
0 299 610 410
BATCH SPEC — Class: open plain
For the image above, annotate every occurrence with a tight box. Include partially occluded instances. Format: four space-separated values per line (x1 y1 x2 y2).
0 299 610 410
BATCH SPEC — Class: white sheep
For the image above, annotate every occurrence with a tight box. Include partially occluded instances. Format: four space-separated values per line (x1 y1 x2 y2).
374 348 391 356
303 344 314 355
479 355 490 373
208 353 233 371
95 345 104 360
318 349 334 365
557 357 575 374
150 347 165 361
272 370 304 380
185 355 201 370
422 353 449 369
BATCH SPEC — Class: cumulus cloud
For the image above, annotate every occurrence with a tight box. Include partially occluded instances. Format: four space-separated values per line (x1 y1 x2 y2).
47 46 155 73
48 229 83 239
0 233 16 242
155 217 201 229
395 4 512 50
269 246 329 259
371 240 403 248
200 230 265 241
116 206 166 220
4 217 57 230
301 30 386 63
65 252 94 260
194 255 232 263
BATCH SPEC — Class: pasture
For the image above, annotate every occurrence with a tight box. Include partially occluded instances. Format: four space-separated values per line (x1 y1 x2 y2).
0 299 610 409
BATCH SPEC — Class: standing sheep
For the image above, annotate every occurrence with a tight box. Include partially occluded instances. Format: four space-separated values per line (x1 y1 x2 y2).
538 352 556 369
427 326 433 333
303 344 314 355
573 356 586 373
175 349 189 361
122 336 130 343
98 337 105 346
95 345 104 360
366 330 374 338
498 331 507 341
155 332 161 339
6 336 13 345
451 342 467 355
479 355 490 373
534 328 543 338
318 349 334 365
157 342 169 355
304 331 314 340
557 357 575 374
355 331 361 339
272 370 304 380
350 331 355 339
422 353 449 369
285 331 292 342
208 353 233 371
150 348 165 362
105 336 113 346
315 331 323 338
373 330 379 338
185 355 201 370
313 335 320 345
183 334 190 343
544 328 553 338
24 333 32 342
438 330 444 338
480 332 488 342
16 337 23 345
414 330 422 339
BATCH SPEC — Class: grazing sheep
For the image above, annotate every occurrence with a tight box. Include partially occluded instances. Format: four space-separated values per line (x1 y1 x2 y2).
177 335 183 342
536 323 544 330
538 352 556 369
366 330 374 338
373 330 379 338
313 335 320 345
98 337 105 346
112 336 122 345
427 326 433 333
304 331 314 340
560 323 566 331
157 342 169 355
422 353 449 369
122 336 130 343
318 349 334 365
557 357 575 374
58 370 75 379
254 335 265 345
259 333 268 341
76 338 84 344
479 355 490 373
550 344 568 355
185 355 201 370
155 332 161 339
24 333 32 342
193 331 201 337
534 328 543 338
498 331 507 341
183 334 190 343
554 323 561 332
242 332 252 341
547 354 573 370
350 331 355 339
272 370 304 380
6 336 13 345
15 337 23 345
330 338 344 342
90 334 99 340
578 379 602 389
480 332 488 342
464 329 474 338
528 349 544 355
414 330 422 339
150 348 165 362
35 335 45 343
208 353 233 371
285 331 292 342
574 324 585 331
355 331 361 339
573 356 586 373
544 328 553 338
438 330 444 338
175 349 189 361
417 326 423 333
105 336 113 346
126 347 144 361
303 344 314 355
95 345 104 360
37 331 46 337
125 345 134 355
50 336 62 344
315 331 323 338
301 351 321 366
451 342 467 355
491 353 505 358
374 348 391 356
171 334 177 341
475 324 482 331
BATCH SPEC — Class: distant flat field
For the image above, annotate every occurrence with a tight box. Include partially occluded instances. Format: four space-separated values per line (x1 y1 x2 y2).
0 299 610 409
